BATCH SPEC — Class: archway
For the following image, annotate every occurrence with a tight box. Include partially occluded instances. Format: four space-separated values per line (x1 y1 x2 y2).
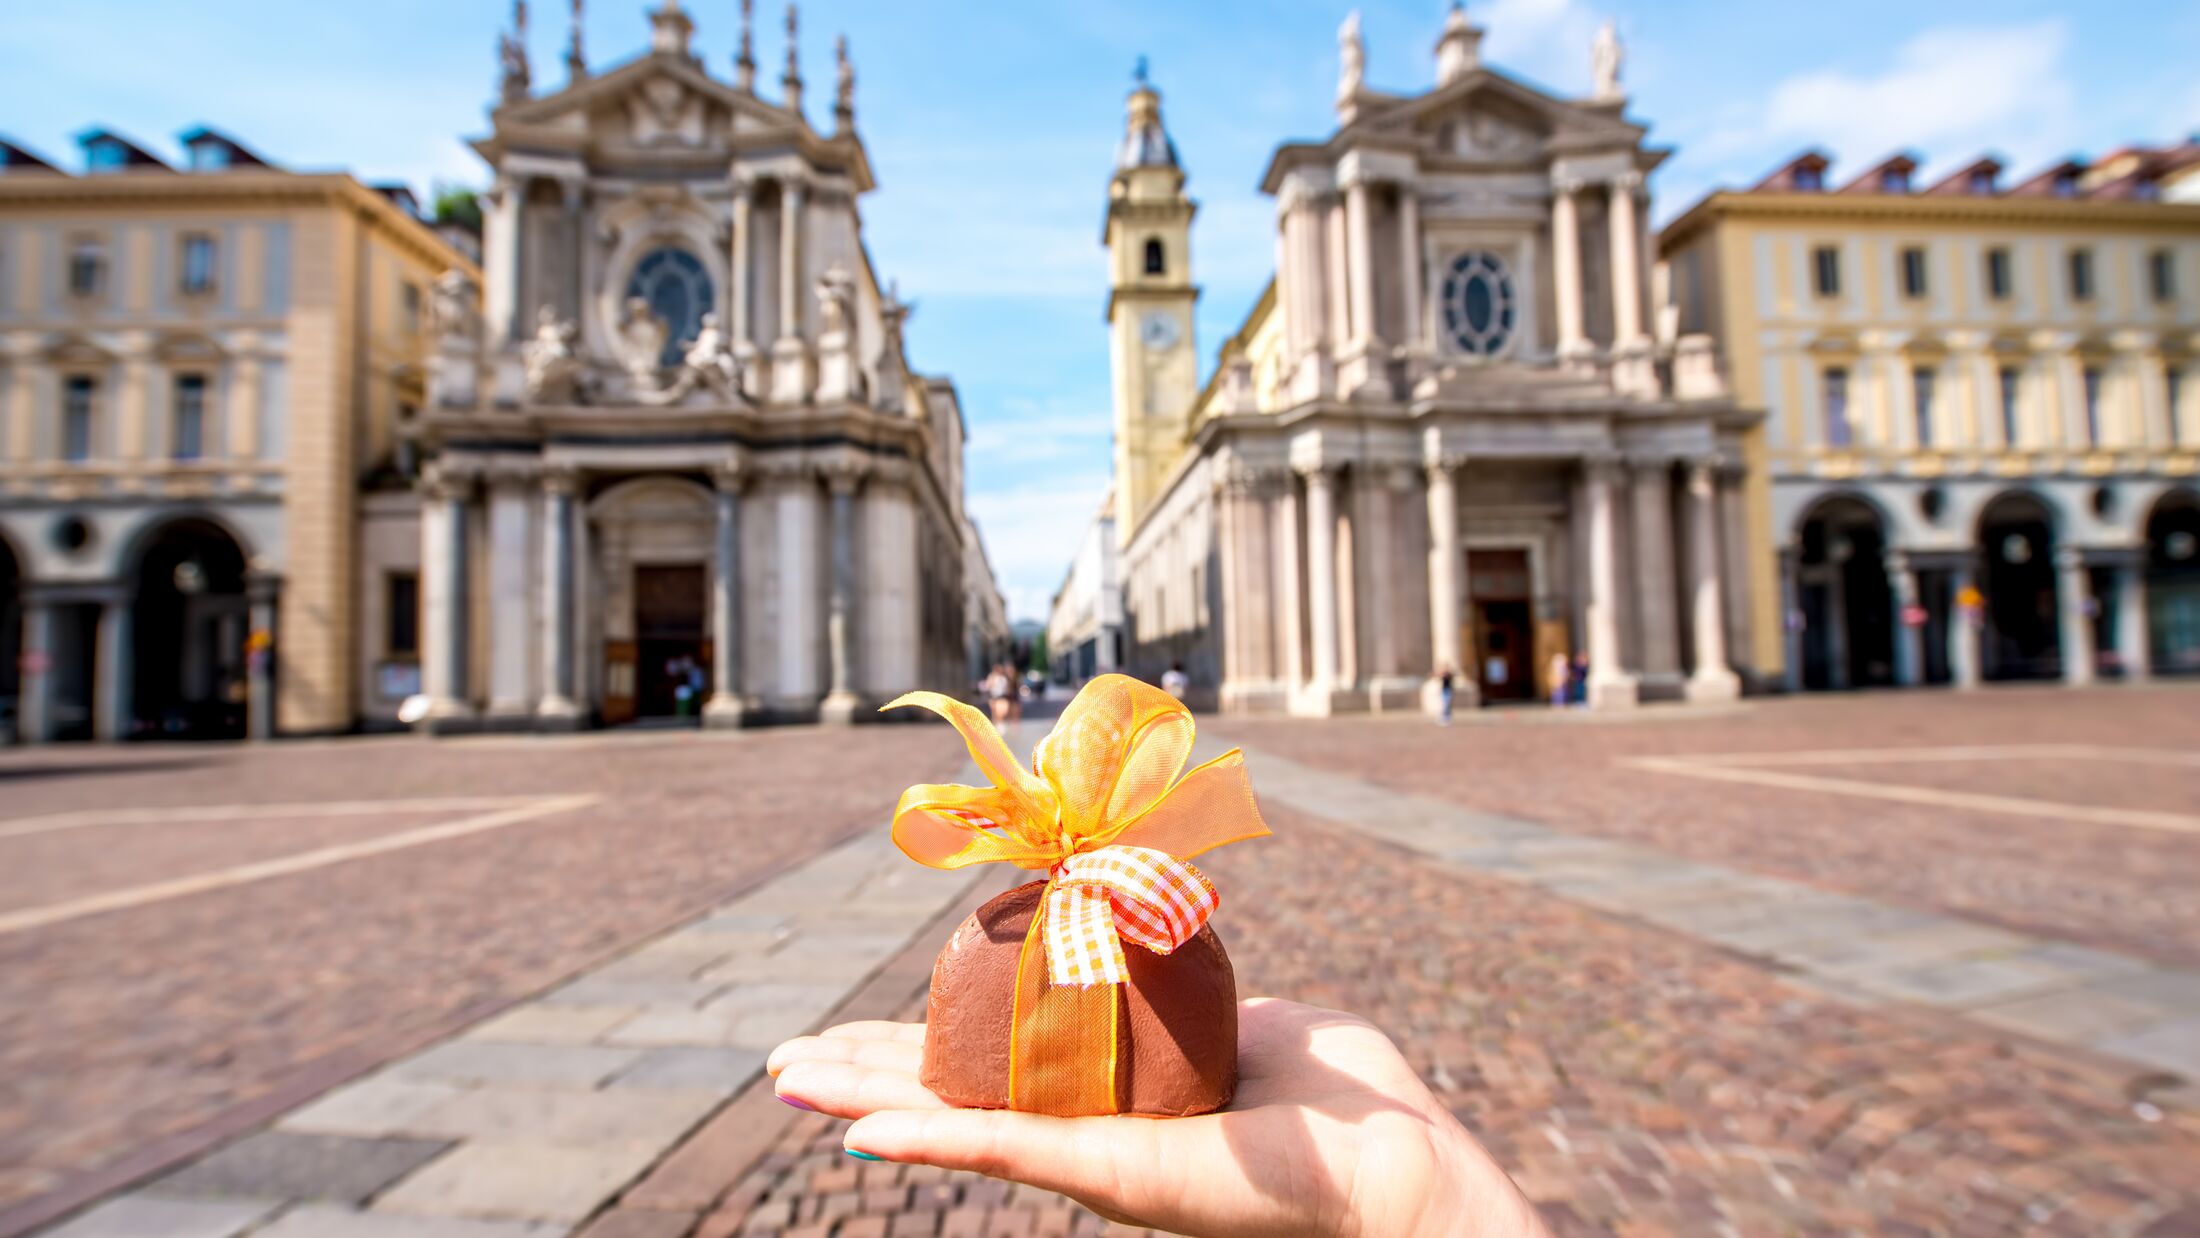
129 517 249 739
2146 488 2200 675
1976 492 2062 681
0 533 19 737
1795 496 1894 690
585 476 716 725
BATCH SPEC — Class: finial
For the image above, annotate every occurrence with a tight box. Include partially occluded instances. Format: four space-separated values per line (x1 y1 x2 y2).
1336 10 1365 112
497 0 532 104
834 35 854 133
565 0 587 80
781 3 803 116
736 0 755 90
1134 55 1148 88
1590 19 1625 102
1435 0 1483 86
648 0 693 57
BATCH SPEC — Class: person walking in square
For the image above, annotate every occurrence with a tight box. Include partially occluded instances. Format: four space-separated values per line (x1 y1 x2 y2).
1547 650 1571 710
1436 663 1457 725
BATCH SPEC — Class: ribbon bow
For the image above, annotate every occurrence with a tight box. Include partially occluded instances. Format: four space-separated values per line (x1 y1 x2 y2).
883 674 1269 990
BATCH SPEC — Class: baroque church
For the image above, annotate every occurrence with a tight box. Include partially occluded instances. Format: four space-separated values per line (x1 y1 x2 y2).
1108 5 1764 713
405 0 976 729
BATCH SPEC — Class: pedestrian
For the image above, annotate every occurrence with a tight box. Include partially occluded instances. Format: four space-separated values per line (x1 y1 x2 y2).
984 663 1012 725
1546 650 1570 710
1161 661 1189 700
1570 652 1590 707
1436 662 1456 725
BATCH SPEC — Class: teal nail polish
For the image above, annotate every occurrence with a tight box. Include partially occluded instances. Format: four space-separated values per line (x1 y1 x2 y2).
845 1149 884 1162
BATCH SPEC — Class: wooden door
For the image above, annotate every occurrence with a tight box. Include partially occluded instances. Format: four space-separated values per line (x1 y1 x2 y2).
602 639 638 726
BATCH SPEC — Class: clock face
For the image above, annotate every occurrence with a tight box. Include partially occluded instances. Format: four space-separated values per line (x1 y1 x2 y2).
1139 310 1180 352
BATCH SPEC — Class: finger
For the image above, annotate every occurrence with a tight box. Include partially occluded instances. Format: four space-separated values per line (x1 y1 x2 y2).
815 1020 929 1045
766 1033 924 1078
775 1059 950 1119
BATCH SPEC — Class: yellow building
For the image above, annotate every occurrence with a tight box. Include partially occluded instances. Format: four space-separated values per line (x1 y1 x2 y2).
0 128 475 741
1659 144 2200 689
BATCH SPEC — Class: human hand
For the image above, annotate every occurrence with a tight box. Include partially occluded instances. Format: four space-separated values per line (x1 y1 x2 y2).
767 997 1550 1238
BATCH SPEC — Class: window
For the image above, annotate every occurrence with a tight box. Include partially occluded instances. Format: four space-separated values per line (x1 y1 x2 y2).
1985 247 2012 300
2082 366 2103 445
180 234 217 295
173 374 206 460
386 571 420 658
2151 249 2176 303
1880 167 1910 193
1968 168 1997 195
1792 166 1822 192
85 139 126 173
1998 365 2022 446
1822 367 1852 447
1912 367 1936 446
62 376 96 461
2053 171 2079 198
402 281 422 333
623 247 713 367
1439 251 1517 356
2068 248 2094 302
1811 246 1841 297
67 240 104 297
187 143 231 172
1142 237 1166 276
1899 247 1928 298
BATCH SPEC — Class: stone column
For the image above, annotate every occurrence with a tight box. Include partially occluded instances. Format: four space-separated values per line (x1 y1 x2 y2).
1949 560 1983 689
1301 464 1340 703
1683 460 1740 702
1607 173 1647 346
116 333 153 462
93 594 130 741
1629 457 1680 688
1584 459 1639 707
772 178 814 402
2114 331 2171 447
1213 475 1249 706
820 462 863 724
773 469 821 712
486 474 535 720
19 595 53 743
2056 545 2096 686
1425 455 1470 708
1325 199 1351 358
1399 188 1425 357
1273 483 1306 691
420 469 474 725
1343 175 1376 350
1825 563 1851 691
537 468 582 726
700 464 747 728
1886 551 1923 688
1716 464 1754 680
1780 547 1804 694
246 571 279 740
2117 560 2152 681
485 174 522 344
1551 178 1589 363
1946 331 1995 447
228 337 263 462
560 181 586 320
2029 331 2085 448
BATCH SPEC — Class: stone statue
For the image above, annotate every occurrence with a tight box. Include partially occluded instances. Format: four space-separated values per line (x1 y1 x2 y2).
1337 10 1365 104
834 34 855 129
1591 19 1624 101
498 1 531 104
427 269 482 345
619 296 670 384
682 312 742 401
815 264 856 337
522 305 583 402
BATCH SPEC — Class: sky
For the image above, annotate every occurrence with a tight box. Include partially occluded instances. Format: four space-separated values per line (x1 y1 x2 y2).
6 1 2197 621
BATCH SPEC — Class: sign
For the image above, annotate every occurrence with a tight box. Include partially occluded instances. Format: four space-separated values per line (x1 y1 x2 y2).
1901 605 1929 627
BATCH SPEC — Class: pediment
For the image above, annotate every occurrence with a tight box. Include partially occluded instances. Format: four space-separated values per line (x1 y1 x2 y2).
1376 68 1641 158
495 55 797 149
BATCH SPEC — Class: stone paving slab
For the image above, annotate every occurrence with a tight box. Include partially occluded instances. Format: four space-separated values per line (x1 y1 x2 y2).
153 1133 451 1207
39 1196 280 1238
1235 741 2200 1085
251 1206 565 1238
370 1142 664 1224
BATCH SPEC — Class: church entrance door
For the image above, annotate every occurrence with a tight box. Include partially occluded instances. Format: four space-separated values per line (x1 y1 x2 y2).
1467 548 1535 702
633 564 708 720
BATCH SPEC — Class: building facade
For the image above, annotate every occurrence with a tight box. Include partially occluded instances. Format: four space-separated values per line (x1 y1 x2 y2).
1045 489 1123 687
0 128 469 742
1110 9 1761 715
403 0 976 730
1659 143 2200 690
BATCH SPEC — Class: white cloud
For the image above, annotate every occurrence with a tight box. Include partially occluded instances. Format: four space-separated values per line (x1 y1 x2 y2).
967 473 1112 622
1698 20 2076 185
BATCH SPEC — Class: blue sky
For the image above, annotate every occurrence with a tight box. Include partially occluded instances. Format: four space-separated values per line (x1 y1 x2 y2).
6 1 2196 620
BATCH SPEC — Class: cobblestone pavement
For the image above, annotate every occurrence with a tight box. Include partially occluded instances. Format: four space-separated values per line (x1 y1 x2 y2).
0 726 965 1232
1221 684 2200 970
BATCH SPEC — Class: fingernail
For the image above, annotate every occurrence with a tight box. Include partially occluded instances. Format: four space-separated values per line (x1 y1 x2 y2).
845 1149 884 1162
778 1095 812 1112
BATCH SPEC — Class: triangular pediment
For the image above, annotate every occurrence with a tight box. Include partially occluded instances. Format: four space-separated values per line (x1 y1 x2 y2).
1372 68 1644 157
497 54 795 139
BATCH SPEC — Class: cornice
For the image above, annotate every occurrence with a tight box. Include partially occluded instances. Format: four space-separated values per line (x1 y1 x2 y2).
1658 189 2200 253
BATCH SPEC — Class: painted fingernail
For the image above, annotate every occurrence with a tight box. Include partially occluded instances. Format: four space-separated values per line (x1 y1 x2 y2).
845 1149 884 1162
778 1095 812 1111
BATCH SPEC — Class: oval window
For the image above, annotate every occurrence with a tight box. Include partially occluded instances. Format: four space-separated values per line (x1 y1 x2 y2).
624 248 714 367
1441 251 1516 357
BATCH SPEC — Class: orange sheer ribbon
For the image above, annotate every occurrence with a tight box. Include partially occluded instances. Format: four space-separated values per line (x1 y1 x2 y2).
883 673 1270 1116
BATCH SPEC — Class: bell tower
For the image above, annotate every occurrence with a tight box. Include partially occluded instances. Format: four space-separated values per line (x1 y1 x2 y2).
1104 61 1198 542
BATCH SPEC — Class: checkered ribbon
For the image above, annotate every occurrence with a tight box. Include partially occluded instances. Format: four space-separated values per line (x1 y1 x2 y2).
1043 845 1219 987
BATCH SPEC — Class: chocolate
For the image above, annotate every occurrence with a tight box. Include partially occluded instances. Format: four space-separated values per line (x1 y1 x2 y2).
920 880 1238 1117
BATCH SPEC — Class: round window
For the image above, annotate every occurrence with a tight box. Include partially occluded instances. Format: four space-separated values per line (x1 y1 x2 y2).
624 248 714 367
1441 251 1517 357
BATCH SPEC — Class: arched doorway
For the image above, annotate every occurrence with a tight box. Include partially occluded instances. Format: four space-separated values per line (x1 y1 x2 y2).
0 534 20 738
1795 496 1894 690
2146 488 2200 675
586 477 715 725
1977 492 2062 681
130 518 249 739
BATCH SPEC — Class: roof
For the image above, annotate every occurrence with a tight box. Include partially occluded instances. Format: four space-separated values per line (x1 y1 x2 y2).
1117 85 1179 172
0 138 61 174
1922 157 2002 196
178 126 273 169
76 128 170 171
1753 150 1829 192
1835 152 1918 195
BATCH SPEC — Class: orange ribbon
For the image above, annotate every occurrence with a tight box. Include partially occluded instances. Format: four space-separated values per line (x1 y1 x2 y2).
883 673 1270 1115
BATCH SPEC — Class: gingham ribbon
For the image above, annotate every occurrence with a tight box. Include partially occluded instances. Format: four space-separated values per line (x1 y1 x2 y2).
1043 844 1219 987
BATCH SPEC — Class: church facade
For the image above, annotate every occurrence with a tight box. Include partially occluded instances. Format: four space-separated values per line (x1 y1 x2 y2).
1109 8 1764 714
395 0 977 731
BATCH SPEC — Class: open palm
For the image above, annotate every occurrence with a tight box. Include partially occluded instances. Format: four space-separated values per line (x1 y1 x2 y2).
768 997 1548 1237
